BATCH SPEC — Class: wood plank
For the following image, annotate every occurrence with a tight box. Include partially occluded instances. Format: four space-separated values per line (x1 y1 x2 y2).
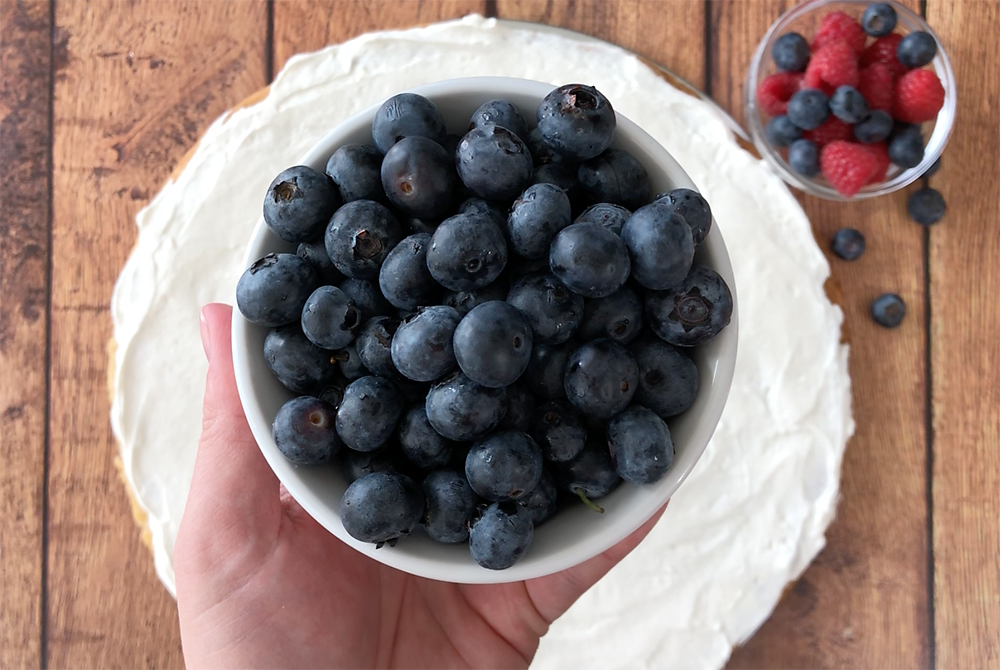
48 1 268 667
0 1 51 668
924 1 1000 667
710 1 932 668
273 0 487 74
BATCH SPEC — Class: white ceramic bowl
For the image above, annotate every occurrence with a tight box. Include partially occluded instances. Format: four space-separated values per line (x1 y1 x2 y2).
232 77 739 584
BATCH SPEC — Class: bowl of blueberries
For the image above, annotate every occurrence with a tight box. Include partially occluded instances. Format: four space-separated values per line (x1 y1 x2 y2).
232 77 737 583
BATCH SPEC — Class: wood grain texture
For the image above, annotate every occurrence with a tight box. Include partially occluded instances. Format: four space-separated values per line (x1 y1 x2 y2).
0 2 51 667
925 1 1000 667
273 0 487 73
47 1 267 667
714 1 932 668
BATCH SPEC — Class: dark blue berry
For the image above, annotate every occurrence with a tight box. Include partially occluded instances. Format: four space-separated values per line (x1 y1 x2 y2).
923 156 942 179
888 129 925 168
551 438 621 508
897 31 937 69
526 126 563 165
263 324 340 394
336 375 403 452
297 239 344 285
549 222 630 298
871 293 906 328
575 203 631 235
355 315 400 378
390 305 460 382
621 201 695 290
506 273 583 345
335 342 367 381
772 32 811 72
632 336 699 417
907 187 946 225
456 124 534 202
788 138 821 177
338 277 392 322
378 233 440 311
517 470 558 526
317 381 346 410
263 166 341 244
422 470 476 544
787 89 830 131
443 280 508 317
578 286 644 345
371 93 447 154
403 216 439 235
325 199 403 280
531 163 582 208
525 340 574 400
654 188 713 248
454 301 533 388
536 84 616 161
564 339 638 419
646 265 733 347
398 406 455 469
497 382 534 433
272 396 341 465
326 144 385 203
427 211 508 292
466 431 543 501
458 197 507 229
507 183 573 259
341 471 424 544
607 405 674 485
854 110 894 144
765 115 803 147
469 502 533 570
831 228 867 260
342 446 405 484
531 400 586 463
830 86 870 124
237 253 318 328
425 372 507 441
381 136 459 220
300 285 362 350
577 148 651 211
469 98 529 142
862 3 897 36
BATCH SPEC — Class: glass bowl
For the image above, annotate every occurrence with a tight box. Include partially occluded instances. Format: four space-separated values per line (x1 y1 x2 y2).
744 0 955 200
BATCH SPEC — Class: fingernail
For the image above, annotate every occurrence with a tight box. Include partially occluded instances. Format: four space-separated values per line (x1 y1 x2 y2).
200 308 213 362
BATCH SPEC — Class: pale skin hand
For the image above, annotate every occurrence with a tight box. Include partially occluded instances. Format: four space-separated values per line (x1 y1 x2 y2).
174 303 666 669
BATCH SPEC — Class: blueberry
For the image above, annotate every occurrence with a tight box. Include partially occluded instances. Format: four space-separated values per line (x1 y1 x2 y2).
531 400 586 463
425 371 507 441
403 216 439 236
326 144 385 203
564 339 638 419
654 188 713 248
830 86 870 124
426 212 508 292
862 3 897 36
237 253 318 328
517 470 558 526
631 336 699 417
341 471 424 545
551 438 621 509
377 233 439 311
398 406 455 469
422 470 476 544
907 187 946 225
371 93 447 154
316 380 347 410
325 199 403 279
646 265 733 347
607 405 674 485
381 136 459 220
788 138 821 177
355 315 403 379
342 446 405 484
300 285 362 350
575 203 631 235
787 89 830 131
577 148 651 211
263 324 340 394
831 228 867 260
897 31 937 69
549 222 630 298
888 129 925 169
469 98 529 142
297 239 345 285
497 382 534 432
456 124 534 202
263 166 341 244
507 183 573 259
454 301 533 388
532 163 582 208
525 340 574 400
621 201 695 291
578 286 644 345
871 293 906 328
443 280 508 317
854 110 894 144
536 84 616 161
506 273 583 345
458 197 507 229
338 277 392 322
335 342 368 381
772 32 811 72
336 375 403 452
469 502 533 570
923 156 942 180
272 396 341 465
765 115 803 147
466 431 543 501
390 305 461 382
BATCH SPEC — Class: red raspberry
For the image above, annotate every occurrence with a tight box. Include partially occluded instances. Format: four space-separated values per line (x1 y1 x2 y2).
821 141 882 197
860 142 891 184
804 40 860 89
802 65 836 96
858 63 894 112
861 34 907 79
803 117 854 147
812 11 868 57
894 68 945 123
756 72 803 116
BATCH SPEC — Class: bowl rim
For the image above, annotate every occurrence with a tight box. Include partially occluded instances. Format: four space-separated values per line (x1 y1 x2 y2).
232 76 739 583
744 0 956 201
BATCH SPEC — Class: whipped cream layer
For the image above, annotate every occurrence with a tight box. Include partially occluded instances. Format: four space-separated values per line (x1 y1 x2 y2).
110 15 853 670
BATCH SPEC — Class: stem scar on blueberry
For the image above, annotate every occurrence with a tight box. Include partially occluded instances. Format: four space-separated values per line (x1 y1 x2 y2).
273 180 297 201
513 336 522 348
353 230 383 261
400 181 413 194
342 306 360 330
249 253 278 273
574 487 605 513
465 258 482 273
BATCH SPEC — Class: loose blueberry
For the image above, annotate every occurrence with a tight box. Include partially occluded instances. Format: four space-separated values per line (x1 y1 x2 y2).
654 188 713 248
564 339 639 419
549 222 630 298
427 211 508 292
342 446 405 485
551 438 621 510
787 89 830 131
646 265 733 347
300 285 362 350
341 471 424 545
788 138 821 177
469 502 533 570
536 84 616 161
830 86 870 124
577 286 644 345
469 98 530 142
263 324 340 394
338 277 393 322
831 228 867 260
575 202 631 235
456 124 534 202
237 253 318 328
531 400 587 463
263 166 341 244
897 31 937 69
381 136 459 220
422 470 476 544
862 3 897 36
888 129 925 169
272 396 341 465
454 301 533 388
621 201 695 290
577 148 651 211
355 315 401 379
506 273 583 345
854 110 894 144
425 371 507 441
765 115 803 147
325 199 403 280
465 431 543 501
507 183 573 259
907 187 946 225
497 382 535 433
443 280 508 317
922 156 942 180
326 144 385 203
398 406 455 469
607 405 674 485
631 336 700 417
871 293 906 328
378 233 440 311
525 340 574 400
772 32 811 72
297 239 345 285
371 93 447 154
336 375 403 452
390 305 461 382
517 471 558 526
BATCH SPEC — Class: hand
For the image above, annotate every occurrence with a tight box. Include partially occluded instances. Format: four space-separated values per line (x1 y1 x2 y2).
174 303 665 669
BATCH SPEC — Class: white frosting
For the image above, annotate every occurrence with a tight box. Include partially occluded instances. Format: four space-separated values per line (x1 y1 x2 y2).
110 16 853 670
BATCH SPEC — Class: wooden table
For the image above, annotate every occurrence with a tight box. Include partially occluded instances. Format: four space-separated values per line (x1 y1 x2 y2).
2 1 997 667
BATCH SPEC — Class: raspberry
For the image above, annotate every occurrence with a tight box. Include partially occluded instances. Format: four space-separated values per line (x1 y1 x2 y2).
894 68 945 123
812 11 868 56
805 40 860 89
803 66 836 96
860 142 891 184
803 117 854 147
858 63 895 112
756 72 804 116
821 140 882 197
861 34 907 79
